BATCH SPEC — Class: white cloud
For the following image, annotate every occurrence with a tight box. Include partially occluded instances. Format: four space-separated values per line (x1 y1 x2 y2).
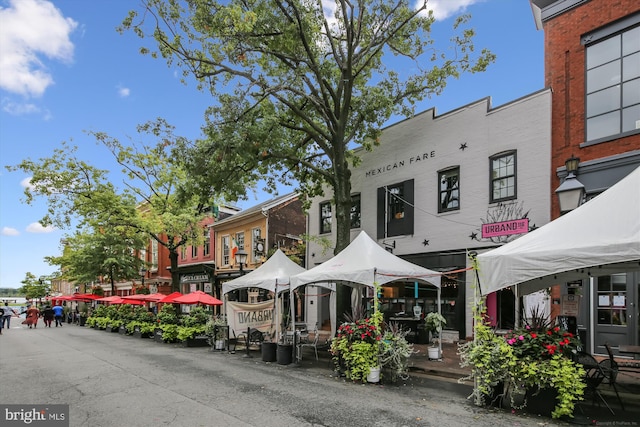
0 0 78 97
21 177 34 190
1 97 40 115
117 85 131 98
26 222 56 233
420 0 484 21
1 227 20 236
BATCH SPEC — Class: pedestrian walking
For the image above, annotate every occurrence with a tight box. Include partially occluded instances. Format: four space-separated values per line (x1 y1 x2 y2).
42 306 54 328
1 302 19 333
52 303 64 327
22 305 40 329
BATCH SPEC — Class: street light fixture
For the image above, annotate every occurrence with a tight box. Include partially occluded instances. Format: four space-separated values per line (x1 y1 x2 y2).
235 249 248 273
555 155 585 213
139 267 147 291
234 248 251 357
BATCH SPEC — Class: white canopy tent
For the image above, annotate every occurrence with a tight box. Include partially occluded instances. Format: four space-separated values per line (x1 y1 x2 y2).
477 165 640 297
222 249 306 339
291 231 443 349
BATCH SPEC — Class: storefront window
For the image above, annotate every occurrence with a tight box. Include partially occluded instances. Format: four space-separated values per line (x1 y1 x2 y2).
597 273 627 326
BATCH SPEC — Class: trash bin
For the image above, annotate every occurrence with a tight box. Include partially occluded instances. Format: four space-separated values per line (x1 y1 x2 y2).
277 344 293 365
262 342 277 362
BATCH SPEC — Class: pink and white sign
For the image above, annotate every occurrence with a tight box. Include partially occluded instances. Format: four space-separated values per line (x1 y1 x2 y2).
482 218 529 238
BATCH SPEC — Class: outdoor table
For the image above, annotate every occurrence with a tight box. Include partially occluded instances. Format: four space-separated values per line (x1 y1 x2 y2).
618 344 640 357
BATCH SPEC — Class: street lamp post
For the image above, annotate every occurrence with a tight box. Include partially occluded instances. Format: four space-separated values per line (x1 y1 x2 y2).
234 249 251 358
555 155 585 214
139 267 147 293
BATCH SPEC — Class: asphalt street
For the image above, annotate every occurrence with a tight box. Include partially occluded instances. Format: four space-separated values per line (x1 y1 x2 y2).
0 320 591 427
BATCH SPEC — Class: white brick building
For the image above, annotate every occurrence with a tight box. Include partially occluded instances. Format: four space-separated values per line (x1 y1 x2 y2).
304 89 552 339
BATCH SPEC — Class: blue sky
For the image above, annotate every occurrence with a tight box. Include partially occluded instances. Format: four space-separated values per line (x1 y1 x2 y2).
0 0 544 288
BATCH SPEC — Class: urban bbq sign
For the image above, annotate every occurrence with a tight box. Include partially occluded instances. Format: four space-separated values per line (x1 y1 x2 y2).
481 218 529 238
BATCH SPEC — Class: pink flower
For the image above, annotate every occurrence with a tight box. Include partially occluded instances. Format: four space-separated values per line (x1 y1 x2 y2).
519 335 524 341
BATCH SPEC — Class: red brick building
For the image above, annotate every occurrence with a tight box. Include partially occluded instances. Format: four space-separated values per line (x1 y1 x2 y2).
531 0 639 354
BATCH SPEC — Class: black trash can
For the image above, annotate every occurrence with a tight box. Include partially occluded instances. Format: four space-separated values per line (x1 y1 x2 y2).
262 342 277 362
277 344 293 365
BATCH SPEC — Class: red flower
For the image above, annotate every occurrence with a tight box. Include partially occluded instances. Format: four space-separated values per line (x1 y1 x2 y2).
530 333 537 339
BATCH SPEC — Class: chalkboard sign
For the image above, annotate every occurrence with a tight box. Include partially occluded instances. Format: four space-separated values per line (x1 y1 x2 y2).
556 315 577 335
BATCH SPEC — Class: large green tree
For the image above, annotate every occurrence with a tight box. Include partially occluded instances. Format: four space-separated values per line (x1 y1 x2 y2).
8 120 214 292
18 272 50 303
45 225 149 294
121 0 495 255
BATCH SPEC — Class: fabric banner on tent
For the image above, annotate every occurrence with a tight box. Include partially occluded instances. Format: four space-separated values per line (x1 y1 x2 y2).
226 300 276 337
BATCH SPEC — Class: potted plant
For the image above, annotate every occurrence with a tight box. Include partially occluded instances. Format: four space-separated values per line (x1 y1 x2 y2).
379 321 416 383
155 304 180 342
424 312 446 359
459 301 586 419
178 306 210 347
205 315 228 350
330 311 383 382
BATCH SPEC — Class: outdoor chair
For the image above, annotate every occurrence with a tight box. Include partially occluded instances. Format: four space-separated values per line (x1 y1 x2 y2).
601 343 625 411
296 326 330 361
573 351 614 415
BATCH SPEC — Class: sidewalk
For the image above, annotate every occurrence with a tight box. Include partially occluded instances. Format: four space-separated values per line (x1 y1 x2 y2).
406 341 640 424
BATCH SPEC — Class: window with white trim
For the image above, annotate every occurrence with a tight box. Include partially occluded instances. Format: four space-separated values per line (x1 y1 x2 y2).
222 235 230 266
490 152 516 203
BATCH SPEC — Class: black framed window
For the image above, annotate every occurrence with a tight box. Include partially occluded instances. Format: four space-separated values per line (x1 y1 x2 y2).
377 179 414 238
350 194 361 229
584 18 640 143
490 152 516 203
203 231 210 256
320 201 332 234
438 167 460 213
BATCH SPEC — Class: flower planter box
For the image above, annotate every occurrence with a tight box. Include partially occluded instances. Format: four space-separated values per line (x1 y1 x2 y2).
503 384 557 417
154 328 164 343
106 326 119 333
79 317 87 327
133 326 152 339
133 331 152 339
118 326 126 335
182 336 209 347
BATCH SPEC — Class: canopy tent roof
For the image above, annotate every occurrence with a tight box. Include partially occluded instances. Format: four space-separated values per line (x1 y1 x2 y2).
291 231 442 290
477 166 640 296
222 249 306 295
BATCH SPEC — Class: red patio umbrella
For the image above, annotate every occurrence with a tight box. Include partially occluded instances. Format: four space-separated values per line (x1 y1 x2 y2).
122 293 167 302
72 293 101 302
49 295 73 302
157 292 183 304
96 295 144 305
172 291 223 306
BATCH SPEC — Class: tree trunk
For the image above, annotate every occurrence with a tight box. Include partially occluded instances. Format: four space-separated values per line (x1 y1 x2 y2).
169 249 180 293
333 151 353 323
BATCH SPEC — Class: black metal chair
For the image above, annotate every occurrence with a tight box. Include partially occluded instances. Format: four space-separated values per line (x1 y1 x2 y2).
573 351 614 415
601 343 625 411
